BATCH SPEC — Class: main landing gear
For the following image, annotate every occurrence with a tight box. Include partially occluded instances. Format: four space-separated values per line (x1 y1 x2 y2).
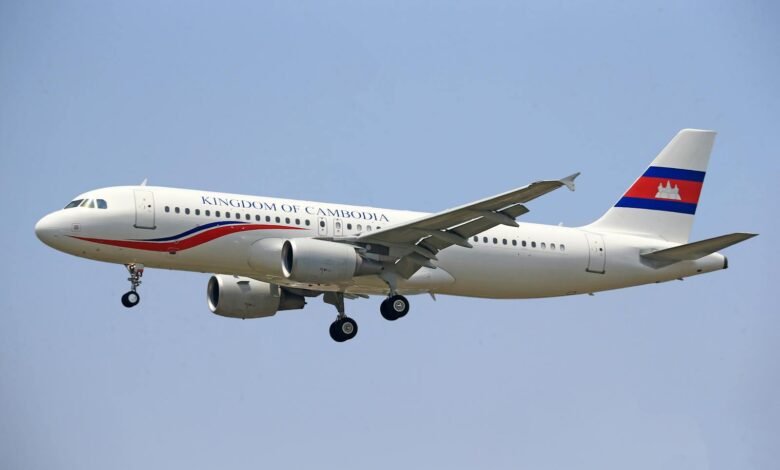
121 263 143 308
324 292 412 342
380 294 410 321
324 292 358 342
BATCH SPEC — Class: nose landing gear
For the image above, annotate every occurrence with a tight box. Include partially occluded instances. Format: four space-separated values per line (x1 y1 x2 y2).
121 264 143 308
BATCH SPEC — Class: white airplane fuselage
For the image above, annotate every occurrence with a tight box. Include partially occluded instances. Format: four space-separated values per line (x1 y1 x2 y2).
35 185 726 299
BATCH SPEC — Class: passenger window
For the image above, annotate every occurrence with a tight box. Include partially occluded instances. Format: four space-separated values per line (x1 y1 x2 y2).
205 210 211 216
305 220 311 226
175 207 180 214
245 214 250 220
319 220 325 227
483 237 488 243
165 206 170 213
377 226 381 230
185 208 190 215
512 240 517 246
550 243 555 250
226 212 231 218
215 211 221 217
275 216 280 223
335 221 342 230
560 244 565 252
236 213 241 220
255 215 261 221
64 199 84 209
493 238 498 244
367 226 372 232
522 241 527 247
97 199 108 209
195 209 200 216
285 217 290 224
473 236 478 242
266 216 271 222
502 239 507 245
357 224 363 231
531 241 536 248
348 223 353 230
541 242 546 249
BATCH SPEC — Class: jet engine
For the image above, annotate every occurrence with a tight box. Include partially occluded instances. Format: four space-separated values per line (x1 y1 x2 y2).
281 238 382 284
207 275 305 319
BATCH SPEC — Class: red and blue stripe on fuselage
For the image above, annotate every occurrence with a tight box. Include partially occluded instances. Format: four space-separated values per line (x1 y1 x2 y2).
615 166 705 215
71 220 306 252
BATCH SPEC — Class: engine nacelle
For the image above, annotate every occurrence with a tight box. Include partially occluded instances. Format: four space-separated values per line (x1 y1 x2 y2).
247 238 286 277
207 275 305 319
281 238 382 284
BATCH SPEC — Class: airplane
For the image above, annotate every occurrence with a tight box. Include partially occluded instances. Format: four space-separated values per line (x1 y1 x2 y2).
35 129 756 342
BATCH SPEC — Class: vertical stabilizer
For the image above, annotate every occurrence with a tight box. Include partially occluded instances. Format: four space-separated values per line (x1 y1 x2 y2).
587 129 716 243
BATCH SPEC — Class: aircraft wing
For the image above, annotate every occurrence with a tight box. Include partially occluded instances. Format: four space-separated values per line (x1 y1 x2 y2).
351 173 579 277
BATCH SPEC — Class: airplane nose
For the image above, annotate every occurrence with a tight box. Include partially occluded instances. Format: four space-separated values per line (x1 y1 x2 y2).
35 213 60 245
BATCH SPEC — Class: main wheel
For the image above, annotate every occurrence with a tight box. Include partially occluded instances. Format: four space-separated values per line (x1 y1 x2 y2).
329 321 344 342
330 317 358 342
121 291 140 308
382 295 409 321
380 298 399 321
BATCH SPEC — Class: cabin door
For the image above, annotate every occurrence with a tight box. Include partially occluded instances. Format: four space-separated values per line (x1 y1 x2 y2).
133 190 156 229
585 233 606 274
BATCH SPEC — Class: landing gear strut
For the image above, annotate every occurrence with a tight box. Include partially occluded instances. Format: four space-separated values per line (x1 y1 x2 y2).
121 264 143 308
324 292 358 342
380 294 410 321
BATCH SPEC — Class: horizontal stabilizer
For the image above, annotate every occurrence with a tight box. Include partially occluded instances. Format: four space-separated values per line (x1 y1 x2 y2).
641 232 757 263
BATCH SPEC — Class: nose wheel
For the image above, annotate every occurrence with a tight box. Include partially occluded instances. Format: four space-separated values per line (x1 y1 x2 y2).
121 291 140 308
122 264 144 308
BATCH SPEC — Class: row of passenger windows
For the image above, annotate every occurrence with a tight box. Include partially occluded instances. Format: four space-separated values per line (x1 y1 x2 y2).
163 206 382 232
64 198 108 209
164 206 311 226
473 235 566 252
334 221 380 232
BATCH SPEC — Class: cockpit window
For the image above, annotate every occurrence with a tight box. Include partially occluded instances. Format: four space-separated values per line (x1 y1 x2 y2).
64 198 108 209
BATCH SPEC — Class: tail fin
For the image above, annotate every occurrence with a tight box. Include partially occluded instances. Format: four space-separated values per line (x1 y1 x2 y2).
587 129 716 243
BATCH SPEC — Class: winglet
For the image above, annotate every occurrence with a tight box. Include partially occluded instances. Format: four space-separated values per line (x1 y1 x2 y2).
560 172 580 191
140 178 148 186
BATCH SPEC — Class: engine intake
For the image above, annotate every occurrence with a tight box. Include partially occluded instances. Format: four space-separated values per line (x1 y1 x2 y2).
207 275 305 319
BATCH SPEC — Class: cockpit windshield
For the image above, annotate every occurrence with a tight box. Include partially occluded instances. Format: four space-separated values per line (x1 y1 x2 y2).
64 198 108 209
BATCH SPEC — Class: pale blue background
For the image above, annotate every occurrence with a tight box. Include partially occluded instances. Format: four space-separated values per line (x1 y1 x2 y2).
1 1 777 469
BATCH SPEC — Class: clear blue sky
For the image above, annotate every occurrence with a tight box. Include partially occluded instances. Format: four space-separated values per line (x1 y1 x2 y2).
1 1 777 469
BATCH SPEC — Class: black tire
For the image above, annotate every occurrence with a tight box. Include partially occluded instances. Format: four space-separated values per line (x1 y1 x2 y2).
121 291 140 308
380 298 400 321
388 295 409 318
338 317 358 341
329 321 344 342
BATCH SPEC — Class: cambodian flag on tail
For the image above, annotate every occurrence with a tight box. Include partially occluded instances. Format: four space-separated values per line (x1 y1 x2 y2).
587 129 716 243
